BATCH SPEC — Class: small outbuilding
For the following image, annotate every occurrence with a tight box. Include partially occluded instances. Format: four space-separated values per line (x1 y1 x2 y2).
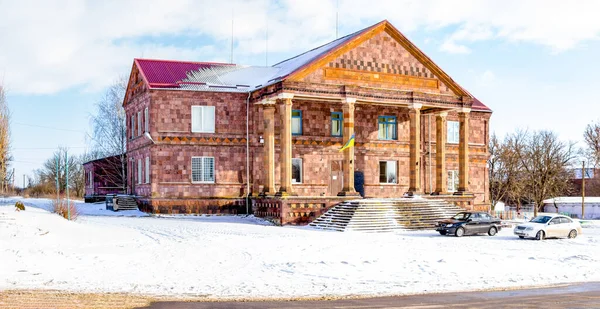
543 197 600 219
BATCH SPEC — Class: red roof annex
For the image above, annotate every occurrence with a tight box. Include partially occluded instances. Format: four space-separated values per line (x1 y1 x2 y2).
134 59 232 89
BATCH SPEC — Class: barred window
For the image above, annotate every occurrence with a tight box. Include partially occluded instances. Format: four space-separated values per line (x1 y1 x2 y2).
192 157 215 183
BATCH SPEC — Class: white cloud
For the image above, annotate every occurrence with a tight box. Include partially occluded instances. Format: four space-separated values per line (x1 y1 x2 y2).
1 0 600 94
440 41 471 54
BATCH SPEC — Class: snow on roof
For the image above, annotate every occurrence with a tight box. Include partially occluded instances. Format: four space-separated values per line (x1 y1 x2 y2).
543 197 600 204
270 22 379 81
135 59 233 89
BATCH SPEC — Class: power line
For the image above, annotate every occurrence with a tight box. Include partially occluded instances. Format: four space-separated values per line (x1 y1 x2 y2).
12 146 87 150
13 122 87 133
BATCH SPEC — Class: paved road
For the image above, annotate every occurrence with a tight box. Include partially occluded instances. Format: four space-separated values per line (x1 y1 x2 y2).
140 282 600 309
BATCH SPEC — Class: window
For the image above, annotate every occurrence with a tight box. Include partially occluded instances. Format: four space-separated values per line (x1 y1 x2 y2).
191 157 215 183
137 159 142 185
378 116 397 140
331 112 343 137
292 158 302 183
131 115 135 139
144 107 149 133
88 170 93 188
292 110 302 135
448 121 459 144
379 161 397 184
191 106 215 133
145 156 150 184
137 111 142 137
448 170 459 192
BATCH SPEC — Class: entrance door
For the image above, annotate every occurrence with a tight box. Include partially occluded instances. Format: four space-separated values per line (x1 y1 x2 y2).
329 160 343 196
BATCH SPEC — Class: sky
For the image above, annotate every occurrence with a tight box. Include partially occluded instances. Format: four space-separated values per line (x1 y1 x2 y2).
1 0 600 186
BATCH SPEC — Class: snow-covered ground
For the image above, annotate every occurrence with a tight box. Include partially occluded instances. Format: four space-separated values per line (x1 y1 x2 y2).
1 199 600 300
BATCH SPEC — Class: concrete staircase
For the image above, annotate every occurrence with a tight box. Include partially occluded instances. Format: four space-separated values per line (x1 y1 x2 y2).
309 198 464 232
113 195 139 211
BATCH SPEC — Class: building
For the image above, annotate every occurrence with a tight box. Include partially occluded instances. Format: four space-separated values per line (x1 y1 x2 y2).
543 197 600 219
121 20 492 224
83 155 127 202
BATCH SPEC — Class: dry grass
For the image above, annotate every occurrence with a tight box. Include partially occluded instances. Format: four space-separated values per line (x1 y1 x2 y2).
14 201 25 211
52 199 79 220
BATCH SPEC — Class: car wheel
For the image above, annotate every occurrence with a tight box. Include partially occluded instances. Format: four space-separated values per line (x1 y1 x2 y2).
455 227 465 237
439 231 447 236
535 230 545 240
568 229 578 239
519 236 525 239
488 227 497 236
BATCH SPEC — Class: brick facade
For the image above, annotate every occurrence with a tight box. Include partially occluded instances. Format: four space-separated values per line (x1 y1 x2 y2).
119 20 492 221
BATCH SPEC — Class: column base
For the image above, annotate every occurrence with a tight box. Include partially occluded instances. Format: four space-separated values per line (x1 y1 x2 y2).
259 191 277 198
453 191 473 197
275 190 297 197
337 190 361 197
404 191 422 197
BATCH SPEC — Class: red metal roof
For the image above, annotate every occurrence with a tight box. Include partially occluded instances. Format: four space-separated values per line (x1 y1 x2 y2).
471 97 491 112
134 58 232 89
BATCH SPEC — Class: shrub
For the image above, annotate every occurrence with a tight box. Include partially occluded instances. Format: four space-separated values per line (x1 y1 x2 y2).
15 201 25 211
52 199 78 220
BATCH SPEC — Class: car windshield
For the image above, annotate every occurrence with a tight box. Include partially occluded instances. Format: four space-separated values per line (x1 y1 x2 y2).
452 213 471 220
530 216 552 224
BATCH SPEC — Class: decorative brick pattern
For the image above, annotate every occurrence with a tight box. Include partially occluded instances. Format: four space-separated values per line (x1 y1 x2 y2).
302 31 454 94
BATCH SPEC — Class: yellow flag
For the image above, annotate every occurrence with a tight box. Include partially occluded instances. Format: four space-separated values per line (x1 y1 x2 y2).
339 134 355 152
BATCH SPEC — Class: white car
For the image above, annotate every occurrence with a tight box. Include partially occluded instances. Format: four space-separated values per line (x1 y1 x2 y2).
514 214 582 240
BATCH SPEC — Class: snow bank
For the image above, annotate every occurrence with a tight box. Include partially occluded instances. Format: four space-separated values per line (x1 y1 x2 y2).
1 200 600 300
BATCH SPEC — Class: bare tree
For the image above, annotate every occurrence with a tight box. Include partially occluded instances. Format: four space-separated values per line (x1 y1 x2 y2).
513 130 574 216
37 147 82 196
89 77 127 193
0 85 12 194
489 133 524 211
583 121 600 168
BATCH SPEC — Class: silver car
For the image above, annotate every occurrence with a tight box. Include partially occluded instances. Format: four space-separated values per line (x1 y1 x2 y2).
514 214 582 240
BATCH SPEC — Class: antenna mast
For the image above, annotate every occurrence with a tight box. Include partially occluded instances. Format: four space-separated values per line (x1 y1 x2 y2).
230 8 234 63
336 0 339 39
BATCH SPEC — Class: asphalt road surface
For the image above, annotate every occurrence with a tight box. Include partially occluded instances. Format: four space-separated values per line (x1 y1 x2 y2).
139 282 600 309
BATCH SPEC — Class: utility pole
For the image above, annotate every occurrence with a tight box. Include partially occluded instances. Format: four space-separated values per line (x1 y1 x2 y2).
582 161 585 220
66 150 70 220
55 156 59 203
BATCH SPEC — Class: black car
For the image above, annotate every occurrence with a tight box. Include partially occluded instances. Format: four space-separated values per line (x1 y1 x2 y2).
436 211 502 237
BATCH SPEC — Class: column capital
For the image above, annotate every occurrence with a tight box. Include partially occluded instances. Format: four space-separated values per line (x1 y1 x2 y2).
278 93 294 100
260 98 277 107
437 111 448 118
342 97 357 104
457 107 471 114
408 103 423 110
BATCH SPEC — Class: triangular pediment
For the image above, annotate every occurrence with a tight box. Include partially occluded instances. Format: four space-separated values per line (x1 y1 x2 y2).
287 21 468 97
123 61 147 106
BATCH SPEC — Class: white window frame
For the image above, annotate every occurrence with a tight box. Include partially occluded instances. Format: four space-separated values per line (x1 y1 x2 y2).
145 156 150 184
191 156 215 183
137 111 142 137
379 160 397 184
137 159 142 185
144 107 149 133
448 170 459 192
131 115 135 139
448 121 460 144
292 158 302 184
88 170 93 188
191 106 215 133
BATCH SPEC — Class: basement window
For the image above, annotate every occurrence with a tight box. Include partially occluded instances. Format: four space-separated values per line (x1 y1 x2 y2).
379 161 397 184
